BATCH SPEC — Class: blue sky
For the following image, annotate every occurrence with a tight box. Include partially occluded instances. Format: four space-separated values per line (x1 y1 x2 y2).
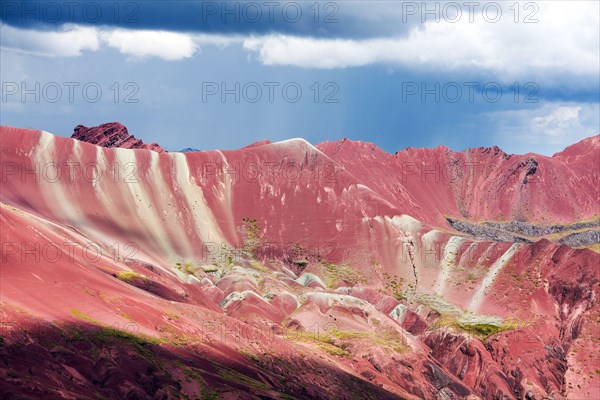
1 1 599 155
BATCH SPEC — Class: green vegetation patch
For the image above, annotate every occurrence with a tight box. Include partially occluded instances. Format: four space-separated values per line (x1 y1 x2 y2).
239 218 262 258
68 308 162 359
85 325 165 362
317 343 351 357
433 317 520 340
292 328 409 359
175 262 198 276
69 309 100 324
382 272 406 300
320 260 368 288
217 366 268 390
455 322 508 338
415 295 521 340
115 271 148 283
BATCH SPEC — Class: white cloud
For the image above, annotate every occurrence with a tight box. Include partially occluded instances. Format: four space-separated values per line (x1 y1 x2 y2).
488 103 600 155
532 107 582 137
193 33 242 49
0 23 100 57
242 1 599 79
0 24 239 61
101 29 199 61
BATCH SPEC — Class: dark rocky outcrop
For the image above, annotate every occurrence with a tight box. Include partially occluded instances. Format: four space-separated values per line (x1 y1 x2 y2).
72 122 165 152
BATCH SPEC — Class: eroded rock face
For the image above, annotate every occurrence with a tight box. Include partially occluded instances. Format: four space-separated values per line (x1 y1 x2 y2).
424 330 515 398
1 124 599 399
390 304 428 335
72 122 165 152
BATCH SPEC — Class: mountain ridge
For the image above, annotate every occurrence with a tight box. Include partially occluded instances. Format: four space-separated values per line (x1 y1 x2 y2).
59 121 600 159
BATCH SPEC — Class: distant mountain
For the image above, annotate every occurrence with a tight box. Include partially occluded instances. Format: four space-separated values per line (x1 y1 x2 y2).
177 147 200 152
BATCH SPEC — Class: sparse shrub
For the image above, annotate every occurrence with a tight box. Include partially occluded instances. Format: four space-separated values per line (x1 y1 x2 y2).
238 218 262 257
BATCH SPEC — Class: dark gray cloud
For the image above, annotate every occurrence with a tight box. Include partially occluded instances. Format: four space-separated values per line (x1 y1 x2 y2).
1 0 421 38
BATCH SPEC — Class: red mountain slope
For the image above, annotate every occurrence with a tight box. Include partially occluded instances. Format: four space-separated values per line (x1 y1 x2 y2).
317 136 600 228
0 124 598 400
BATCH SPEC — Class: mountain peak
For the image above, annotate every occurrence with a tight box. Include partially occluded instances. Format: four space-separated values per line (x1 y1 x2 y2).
316 138 386 158
71 122 165 152
241 139 272 149
553 134 600 159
